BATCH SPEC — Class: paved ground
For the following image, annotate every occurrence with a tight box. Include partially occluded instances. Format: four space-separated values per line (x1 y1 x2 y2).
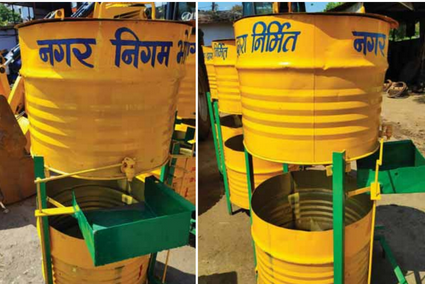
0 197 195 284
198 93 425 284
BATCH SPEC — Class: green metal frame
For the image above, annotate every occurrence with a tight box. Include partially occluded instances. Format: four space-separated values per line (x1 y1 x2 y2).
244 148 258 273
357 140 425 194
375 233 408 284
73 176 194 266
332 152 346 284
206 92 222 174
148 113 197 283
213 100 233 215
34 156 54 284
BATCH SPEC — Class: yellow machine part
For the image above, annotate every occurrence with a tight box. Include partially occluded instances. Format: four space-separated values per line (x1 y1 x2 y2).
93 2 155 20
18 19 191 179
251 172 373 284
224 135 281 209
8 75 26 114
202 45 218 100
234 13 397 164
17 115 31 153
0 62 10 98
212 39 242 115
39 181 149 284
177 33 196 119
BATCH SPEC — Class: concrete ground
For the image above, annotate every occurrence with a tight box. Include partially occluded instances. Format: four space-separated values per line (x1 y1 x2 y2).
199 93 425 284
0 198 195 284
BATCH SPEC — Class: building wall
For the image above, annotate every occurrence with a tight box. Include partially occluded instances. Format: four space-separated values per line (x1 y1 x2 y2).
200 22 234 46
0 29 18 51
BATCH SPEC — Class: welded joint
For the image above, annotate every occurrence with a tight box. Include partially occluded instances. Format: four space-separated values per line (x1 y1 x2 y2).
325 162 351 176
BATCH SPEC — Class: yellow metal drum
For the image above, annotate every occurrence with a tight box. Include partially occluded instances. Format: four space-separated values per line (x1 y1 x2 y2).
43 179 150 283
224 135 281 209
212 39 242 114
215 115 242 170
251 171 373 284
18 19 191 179
220 115 243 142
234 13 397 164
177 32 196 119
202 45 218 99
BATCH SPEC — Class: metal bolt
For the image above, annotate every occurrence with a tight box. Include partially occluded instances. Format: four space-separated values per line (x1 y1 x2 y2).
0 67 5 74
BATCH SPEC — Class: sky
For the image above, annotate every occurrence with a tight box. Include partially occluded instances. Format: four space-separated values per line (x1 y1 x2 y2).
198 2 331 12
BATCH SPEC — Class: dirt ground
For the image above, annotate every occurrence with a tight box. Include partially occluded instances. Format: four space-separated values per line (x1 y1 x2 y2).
199 93 425 284
0 196 195 284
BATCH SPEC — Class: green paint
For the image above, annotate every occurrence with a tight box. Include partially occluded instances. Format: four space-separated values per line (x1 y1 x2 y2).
244 147 258 270
206 92 222 173
160 164 167 183
376 235 408 284
213 101 233 215
283 164 289 173
332 152 345 284
74 176 194 266
357 140 425 194
166 143 181 185
33 156 54 284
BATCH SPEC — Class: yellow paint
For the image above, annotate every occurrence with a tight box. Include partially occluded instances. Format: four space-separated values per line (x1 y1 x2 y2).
8 75 26 114
177 33 196 119
202 46 218 99
234 13 397 164
251 172 373 283
220 115 243 142
224 135 281 209
93 2 155 20
17 115 31 153
18 19 191 179
212 39 242 114
35 206 75 217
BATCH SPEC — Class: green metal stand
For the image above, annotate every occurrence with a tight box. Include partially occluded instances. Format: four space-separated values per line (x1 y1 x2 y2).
34 156 54 284
213 100 233 215
244 148 258 272
375 234 408 284
332 152 346 284
206 92 222 174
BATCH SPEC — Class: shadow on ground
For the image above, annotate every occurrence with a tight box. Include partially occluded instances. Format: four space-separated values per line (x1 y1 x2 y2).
199 271 238 284
199 136 225 216
0 196 36 230
413 94 425 104
155 260 196 284
372 204 425 284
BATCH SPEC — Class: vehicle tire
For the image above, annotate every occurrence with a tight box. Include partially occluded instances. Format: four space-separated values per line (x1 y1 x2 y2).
198 65 210 141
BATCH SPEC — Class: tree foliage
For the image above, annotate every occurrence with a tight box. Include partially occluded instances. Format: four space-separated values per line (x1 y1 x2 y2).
324 2 343 12
0 4 22 26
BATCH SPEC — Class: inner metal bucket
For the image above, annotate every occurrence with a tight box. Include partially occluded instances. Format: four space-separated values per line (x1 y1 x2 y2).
43 178 150 283
251 171 373 284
